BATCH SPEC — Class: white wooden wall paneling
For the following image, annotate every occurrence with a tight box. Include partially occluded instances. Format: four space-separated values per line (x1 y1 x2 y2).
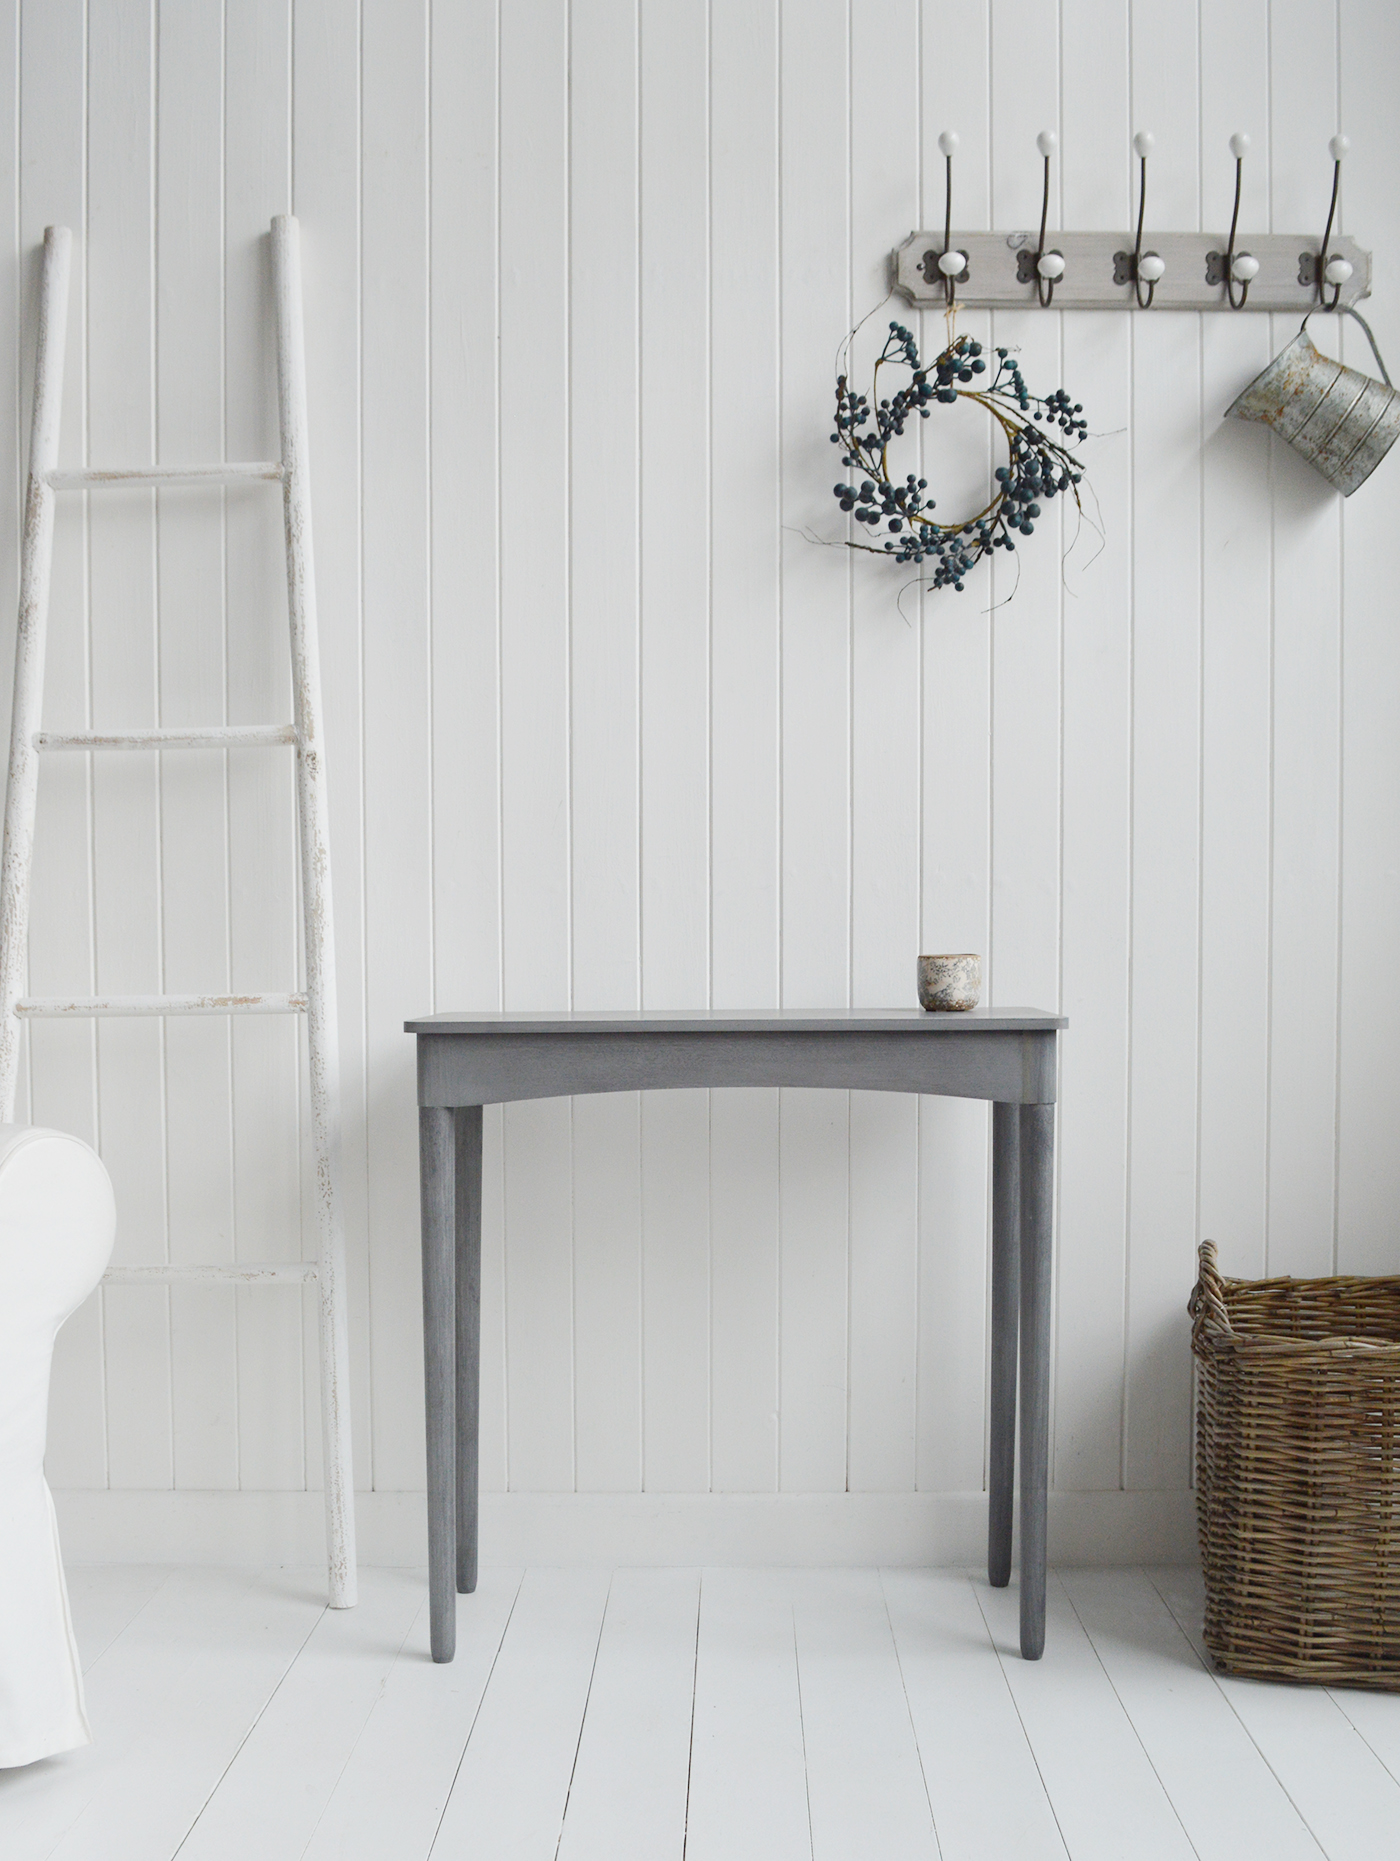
1197 0 1273 1285
708 0 781 1497
363 0 432 1496
639 0 712 1495
915 0 993 1500
499 0 575 1495
1055 0 1133 1494
293 0 374 1496
26 0 103 1492
568 0 643 1496
21 0 1400 1553
157 0 239 1493
1337 0 1400 1279
847 4 921 1499
88 0 171 1492
225 0 304 1495
777 0 851 1497
1122 0 1204 1495
1267 0 1343 1281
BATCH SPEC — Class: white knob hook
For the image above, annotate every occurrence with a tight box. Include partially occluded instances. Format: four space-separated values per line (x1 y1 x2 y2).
937 249 967 277
1036 129 1058 160
938 130 959 159
1324 256 1354 287
1138 252 1166 283
1229 131 1251 160
1133 130 1154 160
1329 134 1350 162
1230 252 1260 282
1037 251 1066 281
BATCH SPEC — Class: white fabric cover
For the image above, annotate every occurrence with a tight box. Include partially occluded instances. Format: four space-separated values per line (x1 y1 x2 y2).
0 1124 116 1767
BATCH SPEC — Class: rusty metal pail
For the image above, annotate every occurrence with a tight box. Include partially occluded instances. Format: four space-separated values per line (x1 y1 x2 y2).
1224 311 1400 496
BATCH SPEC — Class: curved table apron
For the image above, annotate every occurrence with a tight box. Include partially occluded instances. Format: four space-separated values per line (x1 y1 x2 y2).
407 1008 1065 1666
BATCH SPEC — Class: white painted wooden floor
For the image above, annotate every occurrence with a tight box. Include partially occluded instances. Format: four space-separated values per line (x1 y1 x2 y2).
4 1565 1400 1860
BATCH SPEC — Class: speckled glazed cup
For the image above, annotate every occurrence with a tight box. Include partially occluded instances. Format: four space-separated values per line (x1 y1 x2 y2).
917 953 981 1012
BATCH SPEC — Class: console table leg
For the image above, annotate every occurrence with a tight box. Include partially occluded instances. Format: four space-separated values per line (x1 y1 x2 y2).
419 1105 456 1662
1018 1101 1054 1661
455 1106 483 1595
989 1102 1021 1588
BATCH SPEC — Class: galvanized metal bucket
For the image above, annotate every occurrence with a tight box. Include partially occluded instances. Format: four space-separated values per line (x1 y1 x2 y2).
1225 310 1400 496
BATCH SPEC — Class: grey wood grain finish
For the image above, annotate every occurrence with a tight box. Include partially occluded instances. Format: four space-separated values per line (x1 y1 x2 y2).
416 1023 1060 1109
988 1101 1020 1590
411 1008 1063 1667
454 1106 483 1596
1017 1102 1056 1661
418 1106 457 1663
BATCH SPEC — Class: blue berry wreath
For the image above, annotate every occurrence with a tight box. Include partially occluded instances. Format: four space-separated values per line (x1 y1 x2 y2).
832 321 1088 593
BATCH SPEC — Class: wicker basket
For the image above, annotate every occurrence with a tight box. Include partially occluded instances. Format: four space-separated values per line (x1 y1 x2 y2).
1190 1240 1400 1688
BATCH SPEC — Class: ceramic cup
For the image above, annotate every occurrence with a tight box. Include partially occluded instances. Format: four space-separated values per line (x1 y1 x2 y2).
917 953 981 1013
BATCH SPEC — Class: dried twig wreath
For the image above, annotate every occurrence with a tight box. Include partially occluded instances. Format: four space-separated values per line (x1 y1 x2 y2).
831 320 1088 593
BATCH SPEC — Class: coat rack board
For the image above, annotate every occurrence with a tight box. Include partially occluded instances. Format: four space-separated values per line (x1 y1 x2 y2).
897 131 1371 315
891 230 1371 314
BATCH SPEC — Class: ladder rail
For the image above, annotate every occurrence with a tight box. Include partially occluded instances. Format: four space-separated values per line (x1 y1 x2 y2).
0 226 71 1121
272 215 357 1609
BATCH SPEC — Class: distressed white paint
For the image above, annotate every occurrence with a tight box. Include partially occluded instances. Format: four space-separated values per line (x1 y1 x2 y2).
4 0 1398 1566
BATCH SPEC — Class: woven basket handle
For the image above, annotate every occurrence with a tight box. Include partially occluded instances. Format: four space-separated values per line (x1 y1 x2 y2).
1189 1239 1234 1345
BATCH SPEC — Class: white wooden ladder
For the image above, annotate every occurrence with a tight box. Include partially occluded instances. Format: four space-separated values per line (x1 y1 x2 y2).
0 218 357 1608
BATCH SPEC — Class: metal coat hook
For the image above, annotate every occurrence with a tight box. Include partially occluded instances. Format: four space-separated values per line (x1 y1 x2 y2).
1211 133 1260 307
1126 132 1165 307
1027 131 1064 305
1311 135 1353 309
930 130 968 305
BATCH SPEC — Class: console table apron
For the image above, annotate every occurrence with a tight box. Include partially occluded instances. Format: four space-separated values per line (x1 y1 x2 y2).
407 1007 1065 1665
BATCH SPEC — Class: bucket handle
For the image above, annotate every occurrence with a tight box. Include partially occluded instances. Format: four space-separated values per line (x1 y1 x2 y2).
1302 305 1393 389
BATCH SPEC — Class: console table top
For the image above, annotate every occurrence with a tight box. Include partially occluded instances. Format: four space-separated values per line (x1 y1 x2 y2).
406 1005 1067 1035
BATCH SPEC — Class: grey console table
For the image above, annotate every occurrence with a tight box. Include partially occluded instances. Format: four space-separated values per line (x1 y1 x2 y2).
406 1006 1065 1665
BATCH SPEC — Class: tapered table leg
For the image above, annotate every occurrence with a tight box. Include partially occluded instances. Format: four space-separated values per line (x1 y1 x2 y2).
455 1105 483 1596
989 1101 1020 1588
419 1105 456 1662
1018 1101 1055 1660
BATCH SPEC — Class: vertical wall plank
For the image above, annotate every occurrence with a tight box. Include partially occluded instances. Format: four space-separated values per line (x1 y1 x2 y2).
292 0 369 1490
87 0 171 1491
361 0 431 1493
18 0 106 1492
914 0 993 1498
1197 0 1273 1277
156 0 238 1490
568 0 644 1494
1123 0 1203 1493
637 0 711 1493
777 0 850 1504
707 0 781 1494
1265 0 1342 1279
1336 0 1400 1275
846 2 920 1497
224 0 303 1493
1053 0 1132 1493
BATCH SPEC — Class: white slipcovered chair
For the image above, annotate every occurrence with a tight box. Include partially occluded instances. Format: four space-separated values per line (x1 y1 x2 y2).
0 1124 115 1767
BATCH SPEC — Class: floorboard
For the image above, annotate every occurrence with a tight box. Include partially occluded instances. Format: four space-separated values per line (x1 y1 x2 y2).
977 1571 1197 1860
1060 1567 1323 1861
1150 1565 1400 1861
299 1567 524 1861
65 1566 172 1672
555 1568 700 1861
683 1567 812 1861
428 1564 613 1860
791 1568 939 1861
0 1568 325 1861
880 1567 1067 1860
173 1568 425 1861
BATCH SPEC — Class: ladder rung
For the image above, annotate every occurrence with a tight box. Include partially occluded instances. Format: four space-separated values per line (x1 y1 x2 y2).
35 725 297 752
46 462 284 488
103 1261 317 1286
17 992 307 1017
